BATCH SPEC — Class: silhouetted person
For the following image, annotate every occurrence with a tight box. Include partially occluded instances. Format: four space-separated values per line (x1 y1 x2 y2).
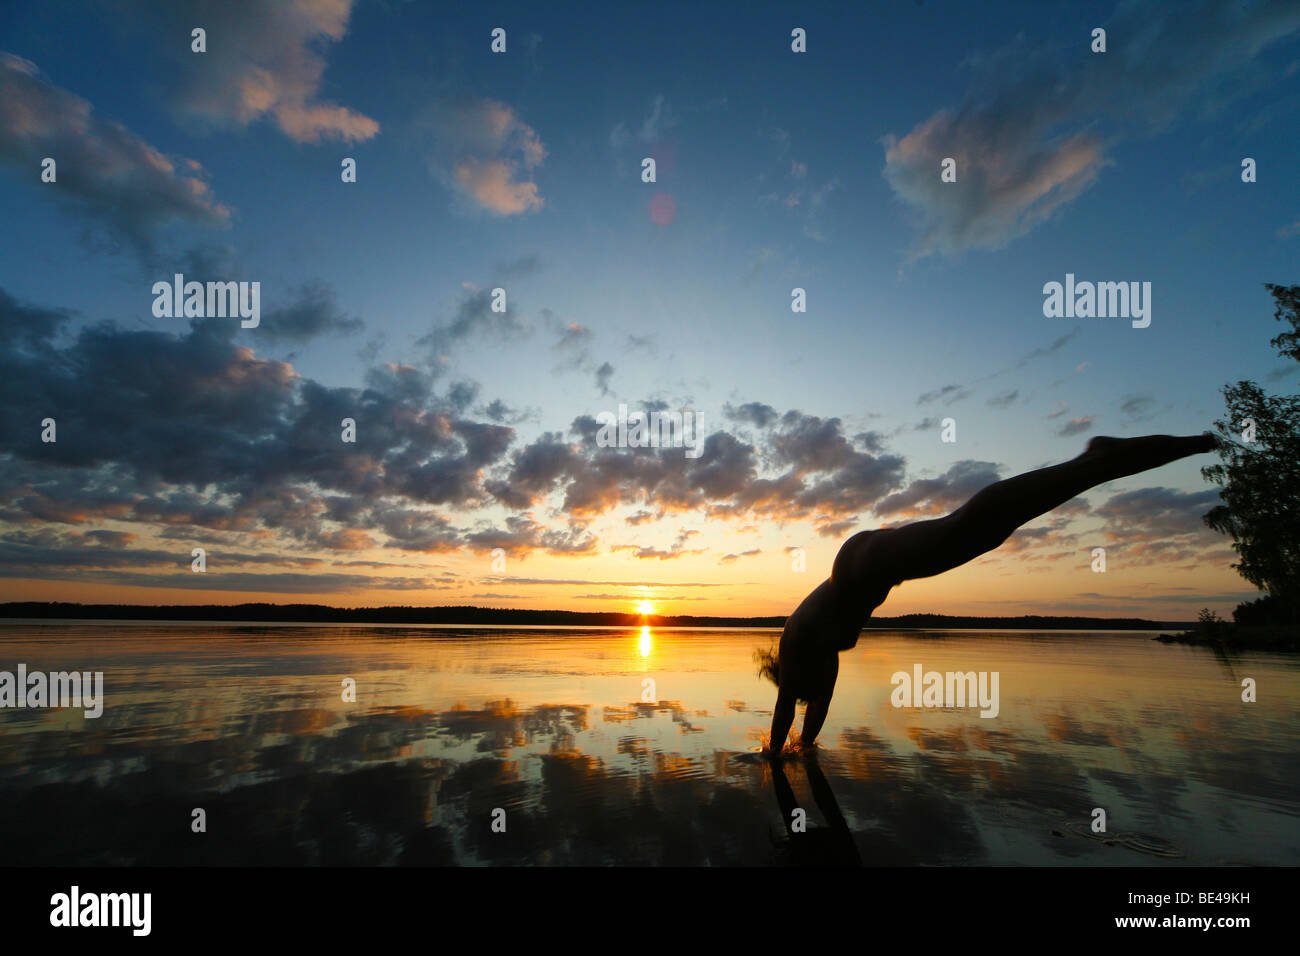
762 433 1218 756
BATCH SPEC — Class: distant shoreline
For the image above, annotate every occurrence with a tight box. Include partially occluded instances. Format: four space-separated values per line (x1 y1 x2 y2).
0 602 1190 630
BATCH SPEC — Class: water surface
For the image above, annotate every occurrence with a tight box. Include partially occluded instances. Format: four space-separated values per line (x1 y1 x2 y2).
1 622 1296 866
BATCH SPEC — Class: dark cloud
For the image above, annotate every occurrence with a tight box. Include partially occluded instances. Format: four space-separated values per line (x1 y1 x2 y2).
1118 395 1158 421
853 431 887 454
917 384 970 406
544 312 617 394
0 289 1018 592
481 576 727 588
255 283 364 345
0 289 525 570
0 53 230 262
551 318 593 355
479 398 534 424
416 286 530 366
723 401 779 429
1095 486 1223 542
612 528 703 561
494 255 542 279
875 460 1002 518
1057 416 1094 437
463 515 596 557
485 432 579 510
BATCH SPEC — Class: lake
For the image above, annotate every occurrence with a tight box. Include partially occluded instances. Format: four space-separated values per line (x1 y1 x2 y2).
1 622 1297 866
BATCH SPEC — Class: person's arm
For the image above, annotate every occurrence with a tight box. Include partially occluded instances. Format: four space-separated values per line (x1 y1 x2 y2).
766 687 797 756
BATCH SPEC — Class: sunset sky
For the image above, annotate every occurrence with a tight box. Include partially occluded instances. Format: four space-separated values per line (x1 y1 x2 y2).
1 0 1298 619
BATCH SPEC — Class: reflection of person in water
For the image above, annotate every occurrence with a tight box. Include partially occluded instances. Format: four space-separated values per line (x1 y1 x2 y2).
760 433 1218 757
769 755 861 866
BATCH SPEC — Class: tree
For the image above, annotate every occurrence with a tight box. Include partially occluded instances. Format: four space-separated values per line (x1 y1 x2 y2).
1201 284 1300 627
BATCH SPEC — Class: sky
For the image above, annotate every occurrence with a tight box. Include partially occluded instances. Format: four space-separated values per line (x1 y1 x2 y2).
0 0 1297 620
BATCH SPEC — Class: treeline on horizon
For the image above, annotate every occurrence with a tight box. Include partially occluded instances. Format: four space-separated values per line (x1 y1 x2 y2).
0 602 1188 630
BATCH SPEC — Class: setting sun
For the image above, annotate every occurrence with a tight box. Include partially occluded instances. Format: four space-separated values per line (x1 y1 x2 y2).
637 601 655 615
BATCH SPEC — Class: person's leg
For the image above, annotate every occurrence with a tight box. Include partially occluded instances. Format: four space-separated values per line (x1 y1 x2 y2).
861 433 1216 583
766 686 797 755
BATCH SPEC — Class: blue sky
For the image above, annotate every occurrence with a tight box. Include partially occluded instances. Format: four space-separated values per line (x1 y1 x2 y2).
1 0 1297 617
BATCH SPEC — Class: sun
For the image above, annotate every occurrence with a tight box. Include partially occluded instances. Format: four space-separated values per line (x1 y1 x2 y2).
636 600 655 616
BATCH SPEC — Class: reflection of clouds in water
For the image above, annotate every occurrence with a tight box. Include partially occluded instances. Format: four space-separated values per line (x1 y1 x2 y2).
1 626 1298 865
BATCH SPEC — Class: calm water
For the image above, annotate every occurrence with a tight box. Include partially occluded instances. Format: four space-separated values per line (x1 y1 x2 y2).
1 622 1297 866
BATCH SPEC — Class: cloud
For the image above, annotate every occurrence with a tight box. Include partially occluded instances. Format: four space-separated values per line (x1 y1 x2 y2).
609 94 676 150
484 432 579 510
128 0 378 143
1012 329 1078 370
486 407 905 531
917 384 970 406
875 460 1002 518
423 97 546 215
762 156 839 241
884 110 1105 259
624 334 657 355
256 283 364 345
11 288 1172 592
1092 486 1226 564
541 311 617 394
416 284 530 366
723 402 779 429
0 289 522 560
1057 416 1094 437
882 0 1300 258
455 159 543 216
494 254 543 279
0 53 230 260
481 576 727 589
1095 486 1221 538
1118 394 1158 422
463 514 596 556
552 320 593 357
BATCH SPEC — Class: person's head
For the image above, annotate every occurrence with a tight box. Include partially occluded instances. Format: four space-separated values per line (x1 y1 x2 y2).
755 643 832 704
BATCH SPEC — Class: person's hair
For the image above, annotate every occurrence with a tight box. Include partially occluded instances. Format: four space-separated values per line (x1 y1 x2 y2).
754 644 779 687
